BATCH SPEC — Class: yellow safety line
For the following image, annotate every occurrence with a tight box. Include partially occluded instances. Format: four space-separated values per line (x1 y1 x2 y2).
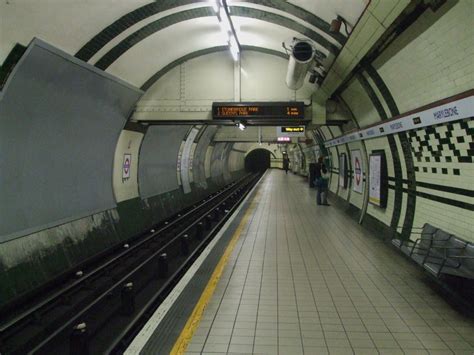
170 190 259 355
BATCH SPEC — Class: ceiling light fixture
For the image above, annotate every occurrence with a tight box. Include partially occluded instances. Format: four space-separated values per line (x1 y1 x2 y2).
213 0 241 61
209 0 219 13
237 122 246 130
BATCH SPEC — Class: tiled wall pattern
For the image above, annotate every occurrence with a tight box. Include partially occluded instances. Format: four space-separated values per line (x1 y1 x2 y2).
409 118 474 241
408 119 473 171
374 0 474 113
318 1 474 243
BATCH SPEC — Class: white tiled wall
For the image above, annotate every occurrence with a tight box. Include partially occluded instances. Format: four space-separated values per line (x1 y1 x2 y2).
374 0 474 113
408 119 474 242
335 1 474 242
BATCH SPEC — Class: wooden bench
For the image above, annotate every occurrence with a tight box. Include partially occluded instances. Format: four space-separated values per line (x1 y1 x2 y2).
392 224 474 279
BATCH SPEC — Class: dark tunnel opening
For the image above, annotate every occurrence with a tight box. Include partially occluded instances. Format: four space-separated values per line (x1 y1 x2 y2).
244 149 271 173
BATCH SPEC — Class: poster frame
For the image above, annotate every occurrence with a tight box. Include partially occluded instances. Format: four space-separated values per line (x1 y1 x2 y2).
369 150 388 208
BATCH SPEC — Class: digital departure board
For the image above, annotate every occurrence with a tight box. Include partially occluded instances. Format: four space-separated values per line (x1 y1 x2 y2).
212 102 305 120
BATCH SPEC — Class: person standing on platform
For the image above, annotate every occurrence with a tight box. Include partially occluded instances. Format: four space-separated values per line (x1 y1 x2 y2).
315 156 329 206
283 157 290 174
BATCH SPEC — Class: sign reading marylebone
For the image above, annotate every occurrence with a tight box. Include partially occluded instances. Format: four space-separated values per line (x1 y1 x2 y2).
212 102 305 120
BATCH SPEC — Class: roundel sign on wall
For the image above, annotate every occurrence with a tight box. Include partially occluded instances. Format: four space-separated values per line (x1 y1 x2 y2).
123 153 131 180
351 149 363 193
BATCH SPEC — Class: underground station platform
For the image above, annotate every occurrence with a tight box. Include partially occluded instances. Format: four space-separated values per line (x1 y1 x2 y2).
122 170 474 355
1 1 474 355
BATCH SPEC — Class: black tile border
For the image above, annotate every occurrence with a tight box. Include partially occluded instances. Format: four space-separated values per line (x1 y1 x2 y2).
90 6 339 70
364 64 417 240
356 72 404 235
75 0 343 63
387 185 474 211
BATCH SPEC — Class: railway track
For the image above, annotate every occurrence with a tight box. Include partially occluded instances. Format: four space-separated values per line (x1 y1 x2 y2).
0 172 261 354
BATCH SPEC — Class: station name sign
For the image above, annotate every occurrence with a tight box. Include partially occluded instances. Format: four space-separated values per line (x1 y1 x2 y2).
325 95 474 148
212 102 304 120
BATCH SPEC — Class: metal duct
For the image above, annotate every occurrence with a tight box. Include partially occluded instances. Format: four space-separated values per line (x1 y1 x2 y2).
285 40 314 90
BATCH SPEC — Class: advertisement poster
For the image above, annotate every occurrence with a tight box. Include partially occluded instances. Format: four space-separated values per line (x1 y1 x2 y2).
369 154 382 206
351 150 363 193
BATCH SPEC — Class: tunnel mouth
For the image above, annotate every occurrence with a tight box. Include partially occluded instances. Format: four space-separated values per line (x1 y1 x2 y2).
245 149 271 173
292 41 313 62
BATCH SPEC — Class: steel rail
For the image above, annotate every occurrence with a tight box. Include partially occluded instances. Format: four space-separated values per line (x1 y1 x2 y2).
0 177 248 334
0 173 259 355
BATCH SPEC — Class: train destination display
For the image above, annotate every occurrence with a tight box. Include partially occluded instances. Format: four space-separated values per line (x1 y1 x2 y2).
212 102 304 120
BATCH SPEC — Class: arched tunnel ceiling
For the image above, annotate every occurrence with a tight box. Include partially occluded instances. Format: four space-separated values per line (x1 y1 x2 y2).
0 0 367 89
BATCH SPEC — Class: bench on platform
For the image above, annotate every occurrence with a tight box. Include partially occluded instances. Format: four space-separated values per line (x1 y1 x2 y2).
392 224 474 279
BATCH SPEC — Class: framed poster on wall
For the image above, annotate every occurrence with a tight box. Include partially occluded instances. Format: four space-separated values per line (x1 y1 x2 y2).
351 149 363 194
369 151 388 208
339 153 348 188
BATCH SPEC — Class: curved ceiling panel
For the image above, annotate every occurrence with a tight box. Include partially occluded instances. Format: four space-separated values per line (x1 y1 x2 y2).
0 0 150 63
88 3 210 65
229 7 338 54
75 0 344 63
234 17 328 59
106 17 317 87
94 6 338 72
288 0 367 27
76 0 202 61
230 0 346 44
106 18 226 87
95 7 215 70
141 45 287 91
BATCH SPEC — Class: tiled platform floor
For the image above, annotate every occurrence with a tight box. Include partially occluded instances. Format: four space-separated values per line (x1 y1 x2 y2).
185 170 474 355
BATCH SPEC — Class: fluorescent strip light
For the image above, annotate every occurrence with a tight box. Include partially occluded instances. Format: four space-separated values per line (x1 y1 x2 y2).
209 0 219 13
229 44 239 61
229 34 238 49
229 35 240 61
219 8 231 33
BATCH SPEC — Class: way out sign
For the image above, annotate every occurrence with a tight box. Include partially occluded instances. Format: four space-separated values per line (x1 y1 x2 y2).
122 153 132 180
351 149 363 193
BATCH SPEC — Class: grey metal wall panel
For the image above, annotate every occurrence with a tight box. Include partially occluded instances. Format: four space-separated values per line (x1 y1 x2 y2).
210 143 227 186
222 143 234 183
180 127 199 194
139 126 190 198
0 39 142 242
193 126 217 189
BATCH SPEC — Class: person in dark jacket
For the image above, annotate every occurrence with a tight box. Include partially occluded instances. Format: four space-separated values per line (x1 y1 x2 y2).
314 156 329 206
283 157 289 174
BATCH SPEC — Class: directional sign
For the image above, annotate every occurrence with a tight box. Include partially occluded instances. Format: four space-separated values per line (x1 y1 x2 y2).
277 126 305 137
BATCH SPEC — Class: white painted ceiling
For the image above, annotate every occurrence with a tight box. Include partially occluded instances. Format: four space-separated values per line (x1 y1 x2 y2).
0 0 367 89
